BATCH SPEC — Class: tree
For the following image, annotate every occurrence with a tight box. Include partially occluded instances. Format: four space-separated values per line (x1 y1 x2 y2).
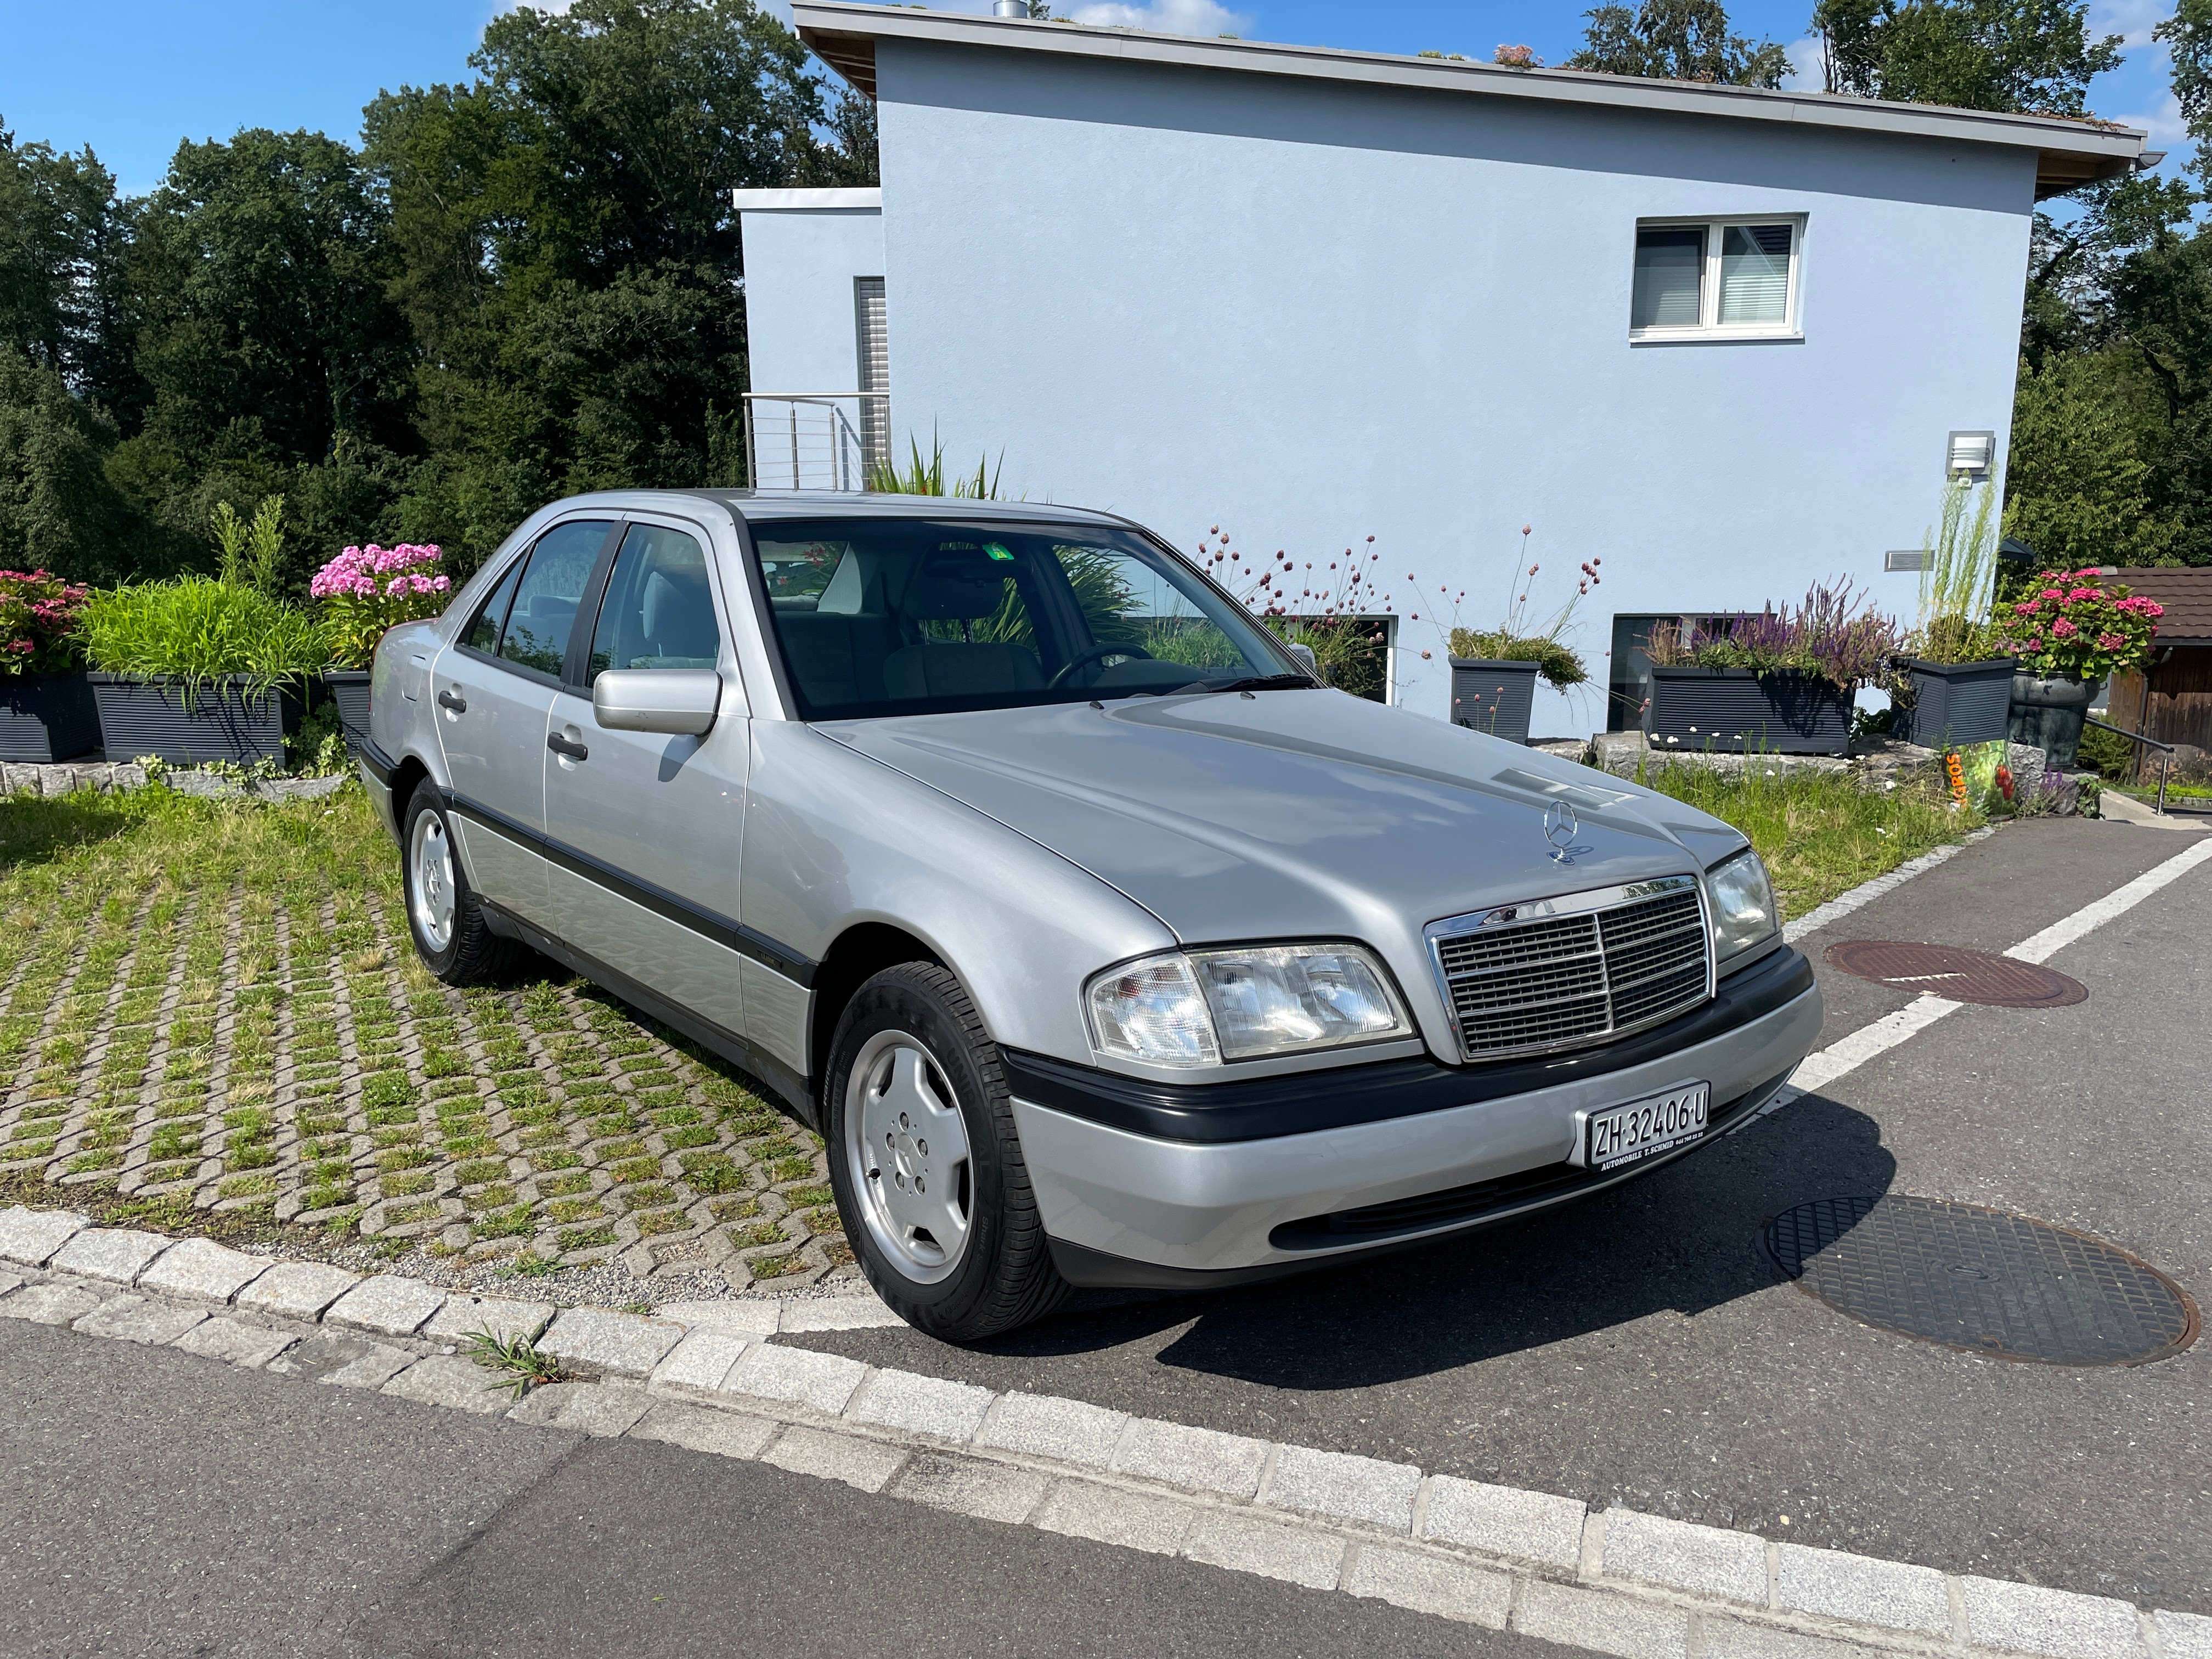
1567 0 1791 87
2005 353 2181 566
1810 0 2121 114
0 123 132 404
0 346 144 583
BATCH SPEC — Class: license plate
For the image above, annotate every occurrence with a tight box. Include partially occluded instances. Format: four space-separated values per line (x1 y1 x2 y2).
1579 1082 1711 1172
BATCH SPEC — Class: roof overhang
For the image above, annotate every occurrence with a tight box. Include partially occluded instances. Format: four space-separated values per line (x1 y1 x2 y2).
795 2 2143 200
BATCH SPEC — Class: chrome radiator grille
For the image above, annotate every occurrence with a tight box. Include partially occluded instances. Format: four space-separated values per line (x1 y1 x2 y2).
1427 877 1712 1061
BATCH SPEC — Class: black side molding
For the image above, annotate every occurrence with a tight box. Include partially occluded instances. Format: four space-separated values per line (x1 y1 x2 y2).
1003 946 1816 1146
357 737 398 788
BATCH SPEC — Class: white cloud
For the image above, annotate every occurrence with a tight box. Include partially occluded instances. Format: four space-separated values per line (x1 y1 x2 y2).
1066 0 1254 36
1781 32 1825 92
2109 89 2190 148
2090 0 2171 49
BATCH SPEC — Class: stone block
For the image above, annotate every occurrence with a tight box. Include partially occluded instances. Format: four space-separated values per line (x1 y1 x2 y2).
1182 1510 1346 1591
1419 1475 1587 1570
1774 1541 1949 1637
264 1332 412 1388
235 1261 359 1321
537 1305 684 1377
49 1228 170 1285
647 1329 750 1397
423 1295 555 1346
1514 1581 1691 1659
1602 1508 1770 1606
1033 1479 1199 1556
844 1368 994 1443
135 1238 270 1304
74 1295 208 1346
657 1299 782 1335
0 1271 20 1298
975 1390 1128 1469
505 1381 653 1437
1697 1616 1894 1659
384 1355 516 1414
1262 1444 1421 1533
0 1282 104 1325
628 1402 779 1461
721 1343 869 1415
1961 1575 2144 1659
2157 1610 2212 1659
776 1294 903 1331
170 1317 299 1369
761 1426 908 1492
1342 1545 1514 1628
0 1205 88 1266
324 1274 447 1338
892 1453 1052 1525
1110 1417 1269 1498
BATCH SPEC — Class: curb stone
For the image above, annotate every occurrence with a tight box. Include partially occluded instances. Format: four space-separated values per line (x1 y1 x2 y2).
0 1259 2197 1658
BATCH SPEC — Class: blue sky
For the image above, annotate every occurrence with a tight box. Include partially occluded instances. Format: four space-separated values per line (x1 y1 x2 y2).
0 0 2185 196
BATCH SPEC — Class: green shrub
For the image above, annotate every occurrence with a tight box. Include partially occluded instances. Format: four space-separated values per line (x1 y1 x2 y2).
81 576 326 698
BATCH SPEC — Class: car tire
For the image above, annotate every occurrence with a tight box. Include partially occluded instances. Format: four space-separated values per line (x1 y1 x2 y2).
825 962 1069 1341
400 782 513 985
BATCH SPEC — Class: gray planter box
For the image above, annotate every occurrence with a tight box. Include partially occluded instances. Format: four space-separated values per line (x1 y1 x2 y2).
324 670 371 754
1894 657 2014 749
0 671 101 763
1644 666 1852 757
89 674 302 767
2008 673 2094 769
1449 658 1539 744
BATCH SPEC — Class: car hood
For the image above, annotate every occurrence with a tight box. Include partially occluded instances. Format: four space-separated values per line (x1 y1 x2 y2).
822 691 1747 946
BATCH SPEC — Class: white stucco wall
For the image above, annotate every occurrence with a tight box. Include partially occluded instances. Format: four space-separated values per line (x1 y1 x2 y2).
737 198 885 396
852 42 2033 736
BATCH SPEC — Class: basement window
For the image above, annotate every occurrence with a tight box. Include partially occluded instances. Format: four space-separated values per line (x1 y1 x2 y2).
1630 218 1802 341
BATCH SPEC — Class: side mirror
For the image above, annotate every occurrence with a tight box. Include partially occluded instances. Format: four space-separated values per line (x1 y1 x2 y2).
592 669 721 736
1286 642 1318 672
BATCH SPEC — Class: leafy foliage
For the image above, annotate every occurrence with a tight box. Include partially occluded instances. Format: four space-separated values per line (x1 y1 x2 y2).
1568 0 1791 87
1809 0 2121 112
0 567 89 675
1646 581 1904 689
1994 567 2163 679
80 575 327 695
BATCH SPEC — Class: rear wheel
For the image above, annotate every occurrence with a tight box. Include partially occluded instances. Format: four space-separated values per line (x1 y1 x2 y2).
400 782 513 985
825 962 1068 1339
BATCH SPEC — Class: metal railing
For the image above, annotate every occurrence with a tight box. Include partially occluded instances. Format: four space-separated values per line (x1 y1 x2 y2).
2083 714 2178 814
742 393 887 493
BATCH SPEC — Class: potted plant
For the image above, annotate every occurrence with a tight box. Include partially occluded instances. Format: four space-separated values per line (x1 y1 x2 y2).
82 501 326 766
1995 567 2162 768
312 541 451 752
0 569 98 762
1893 479 2014 748
1443 526 1597 743
1204 528 1400 702
1644 581 1900 757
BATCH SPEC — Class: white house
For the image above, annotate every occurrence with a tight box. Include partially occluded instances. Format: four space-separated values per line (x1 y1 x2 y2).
735 2 2144 736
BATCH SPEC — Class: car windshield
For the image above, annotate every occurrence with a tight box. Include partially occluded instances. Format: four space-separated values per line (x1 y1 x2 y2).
746 518 1307 720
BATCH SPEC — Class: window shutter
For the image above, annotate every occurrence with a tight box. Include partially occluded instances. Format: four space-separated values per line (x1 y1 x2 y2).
1718 224 1792 325
854 276 889 470
1631 228 1706 329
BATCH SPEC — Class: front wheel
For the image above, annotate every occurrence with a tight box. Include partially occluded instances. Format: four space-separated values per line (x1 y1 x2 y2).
400 782 514 984
824 963 1068 1340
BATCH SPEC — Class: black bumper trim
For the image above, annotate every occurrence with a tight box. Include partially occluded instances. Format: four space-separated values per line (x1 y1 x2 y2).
357 737 398 788
1005 946 1815 1146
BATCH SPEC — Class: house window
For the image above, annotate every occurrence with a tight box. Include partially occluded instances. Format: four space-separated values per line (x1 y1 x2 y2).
1630 219 1801 340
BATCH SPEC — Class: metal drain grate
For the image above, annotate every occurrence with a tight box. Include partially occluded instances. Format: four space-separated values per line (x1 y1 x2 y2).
1823 941 2087 1008
1767 1196 2199 1366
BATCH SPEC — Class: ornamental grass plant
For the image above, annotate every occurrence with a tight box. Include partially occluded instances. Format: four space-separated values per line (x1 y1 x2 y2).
1911 479 2002 664
1443 524 1599 690
81 575 327 702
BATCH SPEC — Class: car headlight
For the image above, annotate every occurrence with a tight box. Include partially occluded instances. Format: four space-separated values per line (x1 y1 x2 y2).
1087 943 1411 1068
1706 849 1778 963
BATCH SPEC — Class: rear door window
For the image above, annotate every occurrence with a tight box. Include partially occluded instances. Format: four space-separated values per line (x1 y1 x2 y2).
498 521 612 679
585 524 723 684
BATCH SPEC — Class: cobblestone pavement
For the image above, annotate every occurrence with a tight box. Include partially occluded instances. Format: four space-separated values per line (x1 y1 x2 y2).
0 787 849 1294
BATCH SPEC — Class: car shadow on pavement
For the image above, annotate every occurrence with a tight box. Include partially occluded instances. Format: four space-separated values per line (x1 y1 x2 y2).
986 1092 1894 1390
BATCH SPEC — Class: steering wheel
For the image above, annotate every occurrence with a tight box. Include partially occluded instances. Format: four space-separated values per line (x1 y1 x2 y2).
1049 641 1153 689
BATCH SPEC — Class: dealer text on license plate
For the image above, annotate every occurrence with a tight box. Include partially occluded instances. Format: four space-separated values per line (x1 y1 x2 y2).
1581 1082 1710 1172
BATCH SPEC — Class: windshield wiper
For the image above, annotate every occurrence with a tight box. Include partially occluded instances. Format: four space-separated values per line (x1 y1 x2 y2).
1169 673 1319 695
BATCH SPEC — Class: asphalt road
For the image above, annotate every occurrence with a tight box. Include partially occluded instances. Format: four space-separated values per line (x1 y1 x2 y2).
781 819 2212 1615
0 1320 1564 1659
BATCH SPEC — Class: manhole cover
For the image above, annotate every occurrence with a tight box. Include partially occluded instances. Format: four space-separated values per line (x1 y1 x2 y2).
1767 1196 2199 1366
1824 940 2087 1008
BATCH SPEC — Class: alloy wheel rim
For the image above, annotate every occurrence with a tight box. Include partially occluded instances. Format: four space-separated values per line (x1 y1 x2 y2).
844 1031 974 1284
409 812 456 953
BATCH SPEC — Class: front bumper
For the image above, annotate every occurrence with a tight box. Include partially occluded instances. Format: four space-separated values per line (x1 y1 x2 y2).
1011 946 1822 1285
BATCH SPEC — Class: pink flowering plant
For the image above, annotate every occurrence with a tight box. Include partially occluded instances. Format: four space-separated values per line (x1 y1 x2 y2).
1996 568 2161 681
312 543 453 669
0 569 92 676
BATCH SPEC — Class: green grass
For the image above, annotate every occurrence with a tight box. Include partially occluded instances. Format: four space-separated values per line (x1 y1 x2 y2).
1637 765 1982 919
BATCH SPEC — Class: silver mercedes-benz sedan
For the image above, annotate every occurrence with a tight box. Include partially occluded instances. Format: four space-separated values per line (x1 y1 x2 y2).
359 492 1822 1339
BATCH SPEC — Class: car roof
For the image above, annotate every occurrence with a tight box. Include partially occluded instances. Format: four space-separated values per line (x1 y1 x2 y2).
687 489 1138 533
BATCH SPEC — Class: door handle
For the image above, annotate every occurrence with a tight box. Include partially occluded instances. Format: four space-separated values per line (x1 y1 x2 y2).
548 732 589 762
437 689 467 714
